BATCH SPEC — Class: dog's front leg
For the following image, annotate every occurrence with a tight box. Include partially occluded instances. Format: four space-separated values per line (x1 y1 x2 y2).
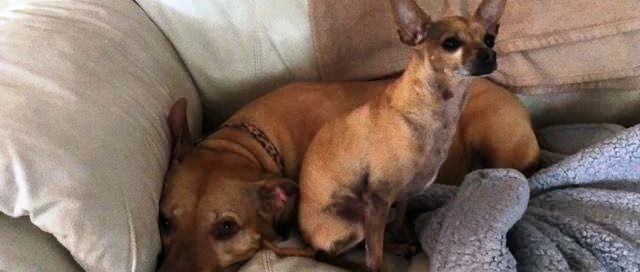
385 199 419 257
365 193 392 272
389 200 408 236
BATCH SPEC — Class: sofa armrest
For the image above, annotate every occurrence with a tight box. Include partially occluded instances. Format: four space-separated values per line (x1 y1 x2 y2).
0 214 83 272
0 0 200 271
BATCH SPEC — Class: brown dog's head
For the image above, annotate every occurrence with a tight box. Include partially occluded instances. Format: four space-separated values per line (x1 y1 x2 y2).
390 0 505 76
156 99 297 272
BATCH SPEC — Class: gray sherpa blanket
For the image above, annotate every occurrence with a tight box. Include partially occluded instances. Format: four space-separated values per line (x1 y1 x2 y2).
412 123 640 272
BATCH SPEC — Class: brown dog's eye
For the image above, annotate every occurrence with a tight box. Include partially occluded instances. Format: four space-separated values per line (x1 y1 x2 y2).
159 213 173 235
213 220 239 241
484 34 496 48
441 37 463 52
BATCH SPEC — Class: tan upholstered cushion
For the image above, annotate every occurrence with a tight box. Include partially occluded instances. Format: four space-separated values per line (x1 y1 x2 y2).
309 0 640 126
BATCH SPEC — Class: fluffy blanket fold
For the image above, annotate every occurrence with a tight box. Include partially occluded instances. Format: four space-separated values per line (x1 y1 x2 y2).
413 124 640 271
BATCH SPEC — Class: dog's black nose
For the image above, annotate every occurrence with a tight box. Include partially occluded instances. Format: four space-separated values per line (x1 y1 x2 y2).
471 48 497 76
477 48 496 63
315 250 331 262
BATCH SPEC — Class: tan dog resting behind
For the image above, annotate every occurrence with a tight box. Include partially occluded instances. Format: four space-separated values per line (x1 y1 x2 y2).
297 0 508 270
437 78 539 185
156 2 537 271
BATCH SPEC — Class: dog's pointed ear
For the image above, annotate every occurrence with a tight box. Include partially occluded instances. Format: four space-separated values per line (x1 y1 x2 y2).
475 0 506 34
258 178 298 221
167 98 193 162
389 0 431 46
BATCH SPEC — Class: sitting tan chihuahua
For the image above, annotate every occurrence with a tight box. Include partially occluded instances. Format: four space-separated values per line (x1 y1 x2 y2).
297 0 509 270
157 0 537 270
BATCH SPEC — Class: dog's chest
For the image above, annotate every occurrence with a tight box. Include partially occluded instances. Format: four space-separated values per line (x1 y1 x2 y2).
399 86 469 199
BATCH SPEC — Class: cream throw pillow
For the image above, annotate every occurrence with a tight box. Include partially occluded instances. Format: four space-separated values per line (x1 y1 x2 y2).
0 0 201 271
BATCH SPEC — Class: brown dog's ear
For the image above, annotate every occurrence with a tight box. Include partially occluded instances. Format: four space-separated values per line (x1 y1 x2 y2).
389 0 431 46
258 178 298 221
474 0 506 34
167 98 193 162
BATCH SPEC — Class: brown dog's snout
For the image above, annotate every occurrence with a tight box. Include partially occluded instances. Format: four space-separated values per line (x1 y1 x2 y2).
471 48 497 76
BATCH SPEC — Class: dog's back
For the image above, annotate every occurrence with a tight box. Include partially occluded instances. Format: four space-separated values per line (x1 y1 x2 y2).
225 81 390 177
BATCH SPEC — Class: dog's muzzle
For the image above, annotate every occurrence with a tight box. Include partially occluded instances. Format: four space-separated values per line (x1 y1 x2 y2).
470 48 497 76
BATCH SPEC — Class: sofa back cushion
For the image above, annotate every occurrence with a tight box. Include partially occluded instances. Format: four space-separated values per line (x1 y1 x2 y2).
140 0 640 127
310 0 640 126
136 0 319 127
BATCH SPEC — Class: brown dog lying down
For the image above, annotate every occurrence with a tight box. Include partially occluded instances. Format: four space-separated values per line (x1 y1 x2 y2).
156 6 536 272
297 0 518 271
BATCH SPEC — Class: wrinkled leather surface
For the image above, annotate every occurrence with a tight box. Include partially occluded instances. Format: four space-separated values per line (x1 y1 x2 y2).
136 0 319 127
0 216 82 272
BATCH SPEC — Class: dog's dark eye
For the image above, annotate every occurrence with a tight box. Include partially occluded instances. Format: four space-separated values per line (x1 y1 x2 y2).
213 220 239 241
441 37 463 52
484 34 496 48
159 214 173 235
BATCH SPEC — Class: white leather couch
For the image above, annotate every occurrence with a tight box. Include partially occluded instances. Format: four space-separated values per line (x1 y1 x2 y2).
1 0 638 271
